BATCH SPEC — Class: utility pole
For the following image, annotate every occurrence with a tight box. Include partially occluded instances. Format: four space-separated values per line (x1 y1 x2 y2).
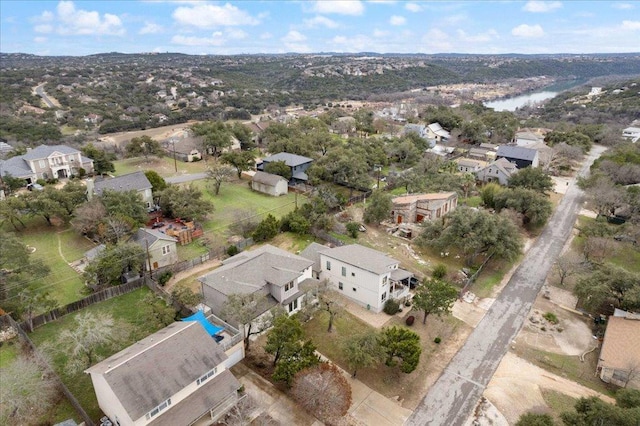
171 138 178 173
374 164 382 189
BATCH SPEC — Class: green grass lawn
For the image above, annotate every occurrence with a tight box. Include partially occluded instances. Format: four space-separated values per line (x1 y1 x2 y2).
12 220 97 306
113 156 207 177
541 389 578 423
194 180 304 238
28 287 162 424
176 239 210 261
460 196 482 207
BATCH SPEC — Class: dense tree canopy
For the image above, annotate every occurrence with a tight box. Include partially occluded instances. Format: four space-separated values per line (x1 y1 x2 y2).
412 278 459 324
378 326 421 373
157 184 214 221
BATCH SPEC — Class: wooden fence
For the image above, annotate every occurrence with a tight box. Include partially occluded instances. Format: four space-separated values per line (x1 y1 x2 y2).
19 279 145 331
1 315 95 426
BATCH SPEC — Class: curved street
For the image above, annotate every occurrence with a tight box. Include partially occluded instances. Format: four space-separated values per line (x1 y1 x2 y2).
406 145 607 426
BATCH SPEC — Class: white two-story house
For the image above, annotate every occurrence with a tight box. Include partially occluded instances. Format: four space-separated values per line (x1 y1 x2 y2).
308 244 412 313
85 321 242 426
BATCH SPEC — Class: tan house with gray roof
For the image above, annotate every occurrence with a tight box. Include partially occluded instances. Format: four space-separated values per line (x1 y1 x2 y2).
475 158 518 185
85 321 242 426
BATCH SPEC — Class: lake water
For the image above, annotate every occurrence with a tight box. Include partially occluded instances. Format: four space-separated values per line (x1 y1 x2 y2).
484 80 585 112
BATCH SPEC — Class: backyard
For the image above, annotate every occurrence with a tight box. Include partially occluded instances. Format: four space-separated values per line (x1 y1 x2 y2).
113 156 207 178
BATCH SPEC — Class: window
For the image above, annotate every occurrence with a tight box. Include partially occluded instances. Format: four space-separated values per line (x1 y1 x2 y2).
381 292 387 302
341 266 346 277
338 282 343 290
162 245 171 255
39 160 46 168
145 398 172 420
382 276 388 284
284 282 293 292
197 367 218 385
326 261 331 270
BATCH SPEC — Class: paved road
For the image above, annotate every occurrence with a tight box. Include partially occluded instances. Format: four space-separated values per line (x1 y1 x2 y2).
406 146 606 426
34 83 55 108
165 173 208 184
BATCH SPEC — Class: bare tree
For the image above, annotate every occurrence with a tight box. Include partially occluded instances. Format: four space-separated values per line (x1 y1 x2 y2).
583 236 615 265
221 293 284 350
71 198 107 236
228 209 260 238
102 215 134 244
54 312 125 373
291 363 352 424
554 252 586 286
0 354 58 425
219 394 260 426
315 280 344 333
623 361 640 388
207 161 235 196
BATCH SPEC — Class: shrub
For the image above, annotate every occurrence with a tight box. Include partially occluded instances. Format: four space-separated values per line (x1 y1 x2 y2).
346 222 360 238
158 271 173 286
226 245 239 257
383 299 400 315
543 312 559 324
405 315 415 326
432 264 448 279
434 337 441 344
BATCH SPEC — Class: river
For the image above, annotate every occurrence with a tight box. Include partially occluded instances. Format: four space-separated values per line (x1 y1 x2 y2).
484 79 585 112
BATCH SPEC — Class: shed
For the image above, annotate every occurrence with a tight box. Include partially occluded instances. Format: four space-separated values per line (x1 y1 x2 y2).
251 171 288 196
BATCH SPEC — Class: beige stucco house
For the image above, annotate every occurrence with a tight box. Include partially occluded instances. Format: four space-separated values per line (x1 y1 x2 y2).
0 144 94 184
597 315 640 389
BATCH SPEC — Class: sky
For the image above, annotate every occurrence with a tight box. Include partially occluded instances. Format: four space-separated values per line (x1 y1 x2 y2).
1 1 639 56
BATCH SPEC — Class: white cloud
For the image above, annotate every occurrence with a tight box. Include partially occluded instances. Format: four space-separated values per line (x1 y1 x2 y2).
260 32 273 40
34 36 48 43
173 3 259 28
373 28 389 38
421 28 452 51
511 24 545 37
139 22 163 35
457 29 498 43
303 15 339 28
442 14 467 26
330 34 373 52
171 33 225 46
35 24 53 34
55 1 125 36
613 3 634 10
390 15 406 26
227 28 248 39
282 30 307 43
312 1 364 16
622 20 640 30
405 3 422 13
523 1 562 13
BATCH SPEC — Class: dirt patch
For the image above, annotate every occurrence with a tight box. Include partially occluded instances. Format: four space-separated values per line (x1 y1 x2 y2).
164 258 222 293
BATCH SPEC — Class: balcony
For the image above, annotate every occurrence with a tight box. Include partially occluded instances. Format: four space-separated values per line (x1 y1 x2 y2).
390 268 413 300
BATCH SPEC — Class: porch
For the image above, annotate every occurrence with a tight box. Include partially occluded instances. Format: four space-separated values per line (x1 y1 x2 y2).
390 268 413 300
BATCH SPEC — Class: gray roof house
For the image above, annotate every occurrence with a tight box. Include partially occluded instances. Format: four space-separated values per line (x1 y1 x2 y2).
199 245 318 325
475 158 519 185
257 152 313 183
496 145 539 169
302 244 413 313
85 321 242 426
91 171 154 209
131 228 178 271
251 171 288 196
0 144 94 184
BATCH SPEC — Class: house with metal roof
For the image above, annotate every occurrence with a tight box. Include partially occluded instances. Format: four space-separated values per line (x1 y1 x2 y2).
310 244 413 312
496 145 539 169
0 144 94 184
131 228 178 271
597 315 640 389
251 171 288 196
256 152 313 183
85 321 242 426
426 122 450 143
199 245 319 326
91 171 154 209
475 158 519 185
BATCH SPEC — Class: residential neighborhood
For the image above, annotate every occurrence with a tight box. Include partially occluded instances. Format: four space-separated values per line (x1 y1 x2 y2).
1 10 640 426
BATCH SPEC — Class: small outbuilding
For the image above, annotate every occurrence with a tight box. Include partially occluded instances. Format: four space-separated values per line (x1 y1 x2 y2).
251 171 288 196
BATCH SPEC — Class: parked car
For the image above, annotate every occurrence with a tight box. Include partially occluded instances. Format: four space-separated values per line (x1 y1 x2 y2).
27 183 44 191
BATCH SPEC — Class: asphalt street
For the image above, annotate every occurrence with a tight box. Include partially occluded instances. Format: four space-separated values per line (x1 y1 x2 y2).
406 145 607 426
34 83 55 108
164 173 208 184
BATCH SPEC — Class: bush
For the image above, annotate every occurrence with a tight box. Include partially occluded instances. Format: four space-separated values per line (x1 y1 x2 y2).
346 222 360 238
543 312 559 324
158 271 173 286
383 299 400 315
405 315 415 326
434 337 441 344
226 245 239 257
432 264 448 279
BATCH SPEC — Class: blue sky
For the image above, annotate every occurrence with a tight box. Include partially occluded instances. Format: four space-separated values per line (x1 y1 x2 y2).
1 1 639 56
